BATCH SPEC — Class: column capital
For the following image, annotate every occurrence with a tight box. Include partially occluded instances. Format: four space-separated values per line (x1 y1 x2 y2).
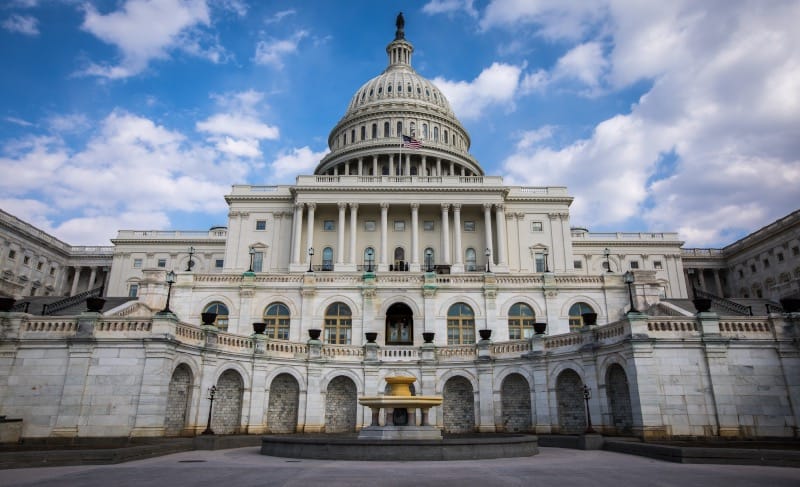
306 202 316 210
452 203 462 211
273 212 284 220
294 202 304 210
410 202 419 210
548 212 560 220
483 203 493 211
380 202 390 210
515 212 525 218
441 203 450 211
495 203 504 211
338 202 347 210
349 202 359 210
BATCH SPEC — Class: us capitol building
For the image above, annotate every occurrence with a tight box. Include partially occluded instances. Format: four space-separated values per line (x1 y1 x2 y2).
1 17 798 441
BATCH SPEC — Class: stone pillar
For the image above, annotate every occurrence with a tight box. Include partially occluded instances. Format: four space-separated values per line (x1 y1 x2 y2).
405 154 411 176
70 267 81 296
483 203 494 266
344 161 350 175
697 269 706 292
349 203 358 265
292 203 303 265
436 158 441 176
441 204 451 265
337 203 346 265
411 203 420 271
372 155 378 176
421 156 427 176
305 203 316 263
452 203 463 272
495 204 507 268
380 202 389 270
476 364 496 432
358 157 363 176
87 267 98 291
388 155 394 177
713 270 724 297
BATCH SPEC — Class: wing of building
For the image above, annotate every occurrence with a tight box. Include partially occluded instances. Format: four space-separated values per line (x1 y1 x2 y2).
1 18 799 443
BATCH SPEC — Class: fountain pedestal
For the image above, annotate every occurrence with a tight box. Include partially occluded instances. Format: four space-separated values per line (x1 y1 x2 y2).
358 376 443 440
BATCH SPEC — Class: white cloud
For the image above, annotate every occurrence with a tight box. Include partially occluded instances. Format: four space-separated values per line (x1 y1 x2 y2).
47 113 90 133
499 0 800 246
270 146 329 182
196 90 280 157
422 0 478 18
2 14 39 36
213 0 247 17
80 0 213 79
254 30 308 69
4 116 34 127
264 9 296 24
432 62 522 119
480 0 603 40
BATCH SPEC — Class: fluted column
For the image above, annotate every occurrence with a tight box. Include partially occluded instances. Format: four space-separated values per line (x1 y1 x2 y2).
421 156 427 176
388 155 394 177
441 204 451 265
372 155 378 176
436 158 441 176
87 266 98 290
495 204 507 267
291 203 303 264
483 203 494 265
349 203 358 264
70 267 81 296
405 154 411 176
357 157 363 176
380 202 389 269
337 202 346 264
306 203 316 263
411 203 419 270
453 203 463 267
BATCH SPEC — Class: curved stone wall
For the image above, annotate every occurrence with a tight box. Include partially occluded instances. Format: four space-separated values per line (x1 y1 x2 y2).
606 364 633 434
556 369 586 434
212 369 244 435
501 373 532 433
324 376 357 433
442 376 475 433
164 364 192 436
267 373 300 434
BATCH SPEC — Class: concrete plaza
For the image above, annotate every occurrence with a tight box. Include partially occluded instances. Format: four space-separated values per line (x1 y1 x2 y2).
4 447 800 487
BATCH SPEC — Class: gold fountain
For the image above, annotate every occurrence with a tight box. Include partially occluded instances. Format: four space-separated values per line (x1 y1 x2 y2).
358 375 443 440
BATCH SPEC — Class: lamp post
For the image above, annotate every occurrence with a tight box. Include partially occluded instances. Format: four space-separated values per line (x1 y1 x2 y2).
485 247 491 273
247 247 255 273
186 246 195 271
201 385 217 435
162 270 176 313
366 248 374 273
307 247 314 272
583 384 596 434
604 248 612 273
543 250 550 273
623 270 639 313
425 248 433 272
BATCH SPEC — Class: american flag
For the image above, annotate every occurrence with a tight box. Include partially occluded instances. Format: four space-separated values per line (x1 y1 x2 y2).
402 134 422 149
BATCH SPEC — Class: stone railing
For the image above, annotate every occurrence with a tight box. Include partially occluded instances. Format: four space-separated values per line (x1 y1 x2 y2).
23 318 78 334
381 346 419 361
718 318 773 338
95 320 152 333
264 340 308 357
436 344 476 361
321 344 365 361
175 322 203 344
490 340 531 356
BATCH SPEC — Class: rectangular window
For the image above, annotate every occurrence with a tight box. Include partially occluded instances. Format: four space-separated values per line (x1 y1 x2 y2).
535 253 545 272
750 264 756 273
253 252 263 272
654 261 663 270
630 261 640 269
133 258 143 268
763 258 770 268
23 256 30 265
50 267 56 276
463 221 475 232
36 262 43 271
255 220 266 230
215 259 224 268
157 258 167 268
793 246 800 256
573 260 583 269
8 249 16 259
531 221 543 232
777 253 784 262
394 220 405 231
423 220 434 231
364 220 376 232
738 269 744 278
323 220 335 231
128 284 139 297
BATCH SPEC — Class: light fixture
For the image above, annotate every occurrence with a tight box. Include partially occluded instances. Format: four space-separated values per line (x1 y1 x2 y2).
202 385 217 435
425 248 433 272
583 384 596 434
623 270 639 313
162 270 176 313
248 247 255 273
543 250 550 273
604 247 612 273
186 246 195 271
485 247 491 273
308 247 315 272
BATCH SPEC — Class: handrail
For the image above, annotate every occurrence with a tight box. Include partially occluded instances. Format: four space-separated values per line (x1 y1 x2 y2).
693 288 753 316
42 286 104 315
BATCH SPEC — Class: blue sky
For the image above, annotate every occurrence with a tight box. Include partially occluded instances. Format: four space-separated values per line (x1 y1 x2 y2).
1 0 798 247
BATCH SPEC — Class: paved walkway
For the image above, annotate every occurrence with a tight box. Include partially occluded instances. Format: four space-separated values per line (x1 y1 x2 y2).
4 447 800 487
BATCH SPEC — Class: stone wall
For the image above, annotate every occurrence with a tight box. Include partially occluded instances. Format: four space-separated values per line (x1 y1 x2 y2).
443 376 475 433
267 374 299 433
556 369 585 434
605 364 633 434
324 376 356 433
211 369 243 435
164 364 192 436
501 373 531 432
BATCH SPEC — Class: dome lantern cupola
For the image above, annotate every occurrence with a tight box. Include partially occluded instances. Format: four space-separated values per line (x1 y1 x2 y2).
387 12 413 70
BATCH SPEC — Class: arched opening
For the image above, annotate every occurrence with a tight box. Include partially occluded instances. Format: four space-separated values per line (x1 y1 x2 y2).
508 302 535 340
465 248 477 272
324 302 352 344
606 364 633 435
324 376 357 433
322 247 333 271
267 373 300 433
385 302 413 345
568 302 595 331
393 246 406 271
443 376 475 433
164 364 193 436
447 302 475 344
263 302 290 340
501 373 532 432
556 369 586 434
203 302 229 330
212 369 244 435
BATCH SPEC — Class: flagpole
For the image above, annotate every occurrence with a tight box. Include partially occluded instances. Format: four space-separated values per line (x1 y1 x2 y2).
398 133 403 177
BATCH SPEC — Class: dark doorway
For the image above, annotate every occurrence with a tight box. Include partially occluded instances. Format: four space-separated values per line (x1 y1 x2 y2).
386 302 413 345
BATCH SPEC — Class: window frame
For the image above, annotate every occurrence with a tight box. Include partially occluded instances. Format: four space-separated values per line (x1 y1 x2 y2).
324 302 352 344
508 302 535 340
447 302 475 345
255 220 267 231
263 303 290 340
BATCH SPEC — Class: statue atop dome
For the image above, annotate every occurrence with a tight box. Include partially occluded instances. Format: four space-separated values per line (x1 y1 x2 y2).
395 12 405 40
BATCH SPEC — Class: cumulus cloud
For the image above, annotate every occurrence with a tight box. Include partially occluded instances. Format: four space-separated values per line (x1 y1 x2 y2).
196 90 279 158
254 30 308 69
270 146 329 182
422 0 478 17
480 0 603 40
497 0 800 246
80 0 217 79
2 14 39 36
432 62 523 119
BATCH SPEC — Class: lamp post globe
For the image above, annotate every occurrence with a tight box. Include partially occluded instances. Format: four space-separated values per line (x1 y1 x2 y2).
307 247 314 272
366 248 374 272
485 247 491 273
623 270 639 313
604 247 612 273
162 270 176 314
247 247 255 273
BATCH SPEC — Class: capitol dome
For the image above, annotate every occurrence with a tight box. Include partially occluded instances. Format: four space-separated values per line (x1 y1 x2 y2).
315 15 482 177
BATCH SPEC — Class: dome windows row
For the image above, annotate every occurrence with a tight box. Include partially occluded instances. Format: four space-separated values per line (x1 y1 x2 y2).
350 75 450 113
334 119 465 151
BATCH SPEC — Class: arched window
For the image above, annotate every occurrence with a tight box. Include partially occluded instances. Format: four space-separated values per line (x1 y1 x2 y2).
371 123 377 139
203 302 229 330
447 303 475 344
422 123 428 139
397 121 403 136
350 129 355 144
393 247 406 271
508 303 535 339
465 248 477 271
384 121 390 137
342 133 346 145
263 303 290 340
568 302 595 331
424 247 435 271
324 302 352 344
433 126 439 142
322 247 334 271
444 129 449 144
410 121 416 137
360 126 366 141
387 84 392 93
